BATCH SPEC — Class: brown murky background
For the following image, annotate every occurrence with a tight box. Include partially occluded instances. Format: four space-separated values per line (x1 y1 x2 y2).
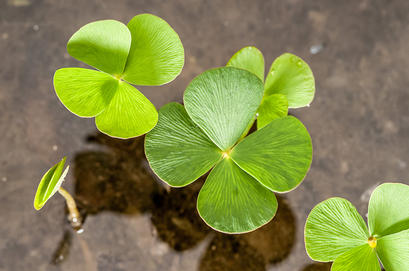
1 0 409 270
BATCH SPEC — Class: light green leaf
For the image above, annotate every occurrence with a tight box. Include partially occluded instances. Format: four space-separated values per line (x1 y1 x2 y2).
257 94 288 129
122 14 184 86
95 80 157 139
184 67 264 151
231 116 312 192
377 229 409 271
368 183 409 236
331 245 380 271
304 198 369 262
226 46 265 82
34 157 68 210
145 103 222 187
197 158 277 233
67 20 131 75
264 53 315 108
54 68 118 117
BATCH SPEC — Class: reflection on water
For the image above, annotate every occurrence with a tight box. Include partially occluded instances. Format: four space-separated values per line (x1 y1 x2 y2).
151 179 211 251
51 230 72 265
200 196 295 271
53 133 296 270
74 134 157 215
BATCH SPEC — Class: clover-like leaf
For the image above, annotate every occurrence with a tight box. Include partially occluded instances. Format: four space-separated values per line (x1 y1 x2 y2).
264 53 315 108
305 183 409 270
197 158 277 233
304 198 369 262
54 68 157 138
122 14 184 86
377 229 409 270
231 116 312 192
256 94 288 129
145 102 222 187
226 46 265 82
67 20 131 75
146 66 313 233
331 244 380 271
34 157 69 210
368 183 409 236
184 67 264 151
56 14 184 139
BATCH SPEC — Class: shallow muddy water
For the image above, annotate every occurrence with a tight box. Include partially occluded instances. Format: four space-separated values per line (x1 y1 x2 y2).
1 0 409 270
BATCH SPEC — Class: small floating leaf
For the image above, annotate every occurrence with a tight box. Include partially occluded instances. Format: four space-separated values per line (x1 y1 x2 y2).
34 157 68 210
226 46 265 82
264 53 315 108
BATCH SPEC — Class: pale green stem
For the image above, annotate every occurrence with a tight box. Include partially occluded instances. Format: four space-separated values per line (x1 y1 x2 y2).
58 187 82 230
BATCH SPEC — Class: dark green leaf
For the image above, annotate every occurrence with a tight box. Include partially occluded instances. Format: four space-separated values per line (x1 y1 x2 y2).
197 158 277 233
184 67 264 151
145 103 222 187
231 116 312 192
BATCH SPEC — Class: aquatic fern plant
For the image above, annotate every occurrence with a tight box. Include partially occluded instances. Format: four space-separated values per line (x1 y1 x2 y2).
54 14 184 139
305 183 409 271
145 63 314 233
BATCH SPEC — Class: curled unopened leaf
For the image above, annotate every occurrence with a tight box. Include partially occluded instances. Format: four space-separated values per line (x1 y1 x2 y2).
34 157 69 210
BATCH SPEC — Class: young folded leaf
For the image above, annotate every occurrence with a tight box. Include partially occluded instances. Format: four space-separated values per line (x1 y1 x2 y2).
146 67 313 233
34 157 68 210
34 157 82 231
305 182 409 271
54 14 185 139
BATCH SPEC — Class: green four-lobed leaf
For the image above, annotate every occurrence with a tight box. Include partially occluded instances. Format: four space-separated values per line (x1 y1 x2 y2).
145 66 313 233
55 14 184 139
305 183 409 270
34 157 69 210
226 46 315 129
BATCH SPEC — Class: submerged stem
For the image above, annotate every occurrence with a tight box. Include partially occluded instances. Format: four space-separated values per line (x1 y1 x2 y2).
58 187 82 232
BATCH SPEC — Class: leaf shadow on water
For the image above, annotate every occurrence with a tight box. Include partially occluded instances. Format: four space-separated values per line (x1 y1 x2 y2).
51 132 296 270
